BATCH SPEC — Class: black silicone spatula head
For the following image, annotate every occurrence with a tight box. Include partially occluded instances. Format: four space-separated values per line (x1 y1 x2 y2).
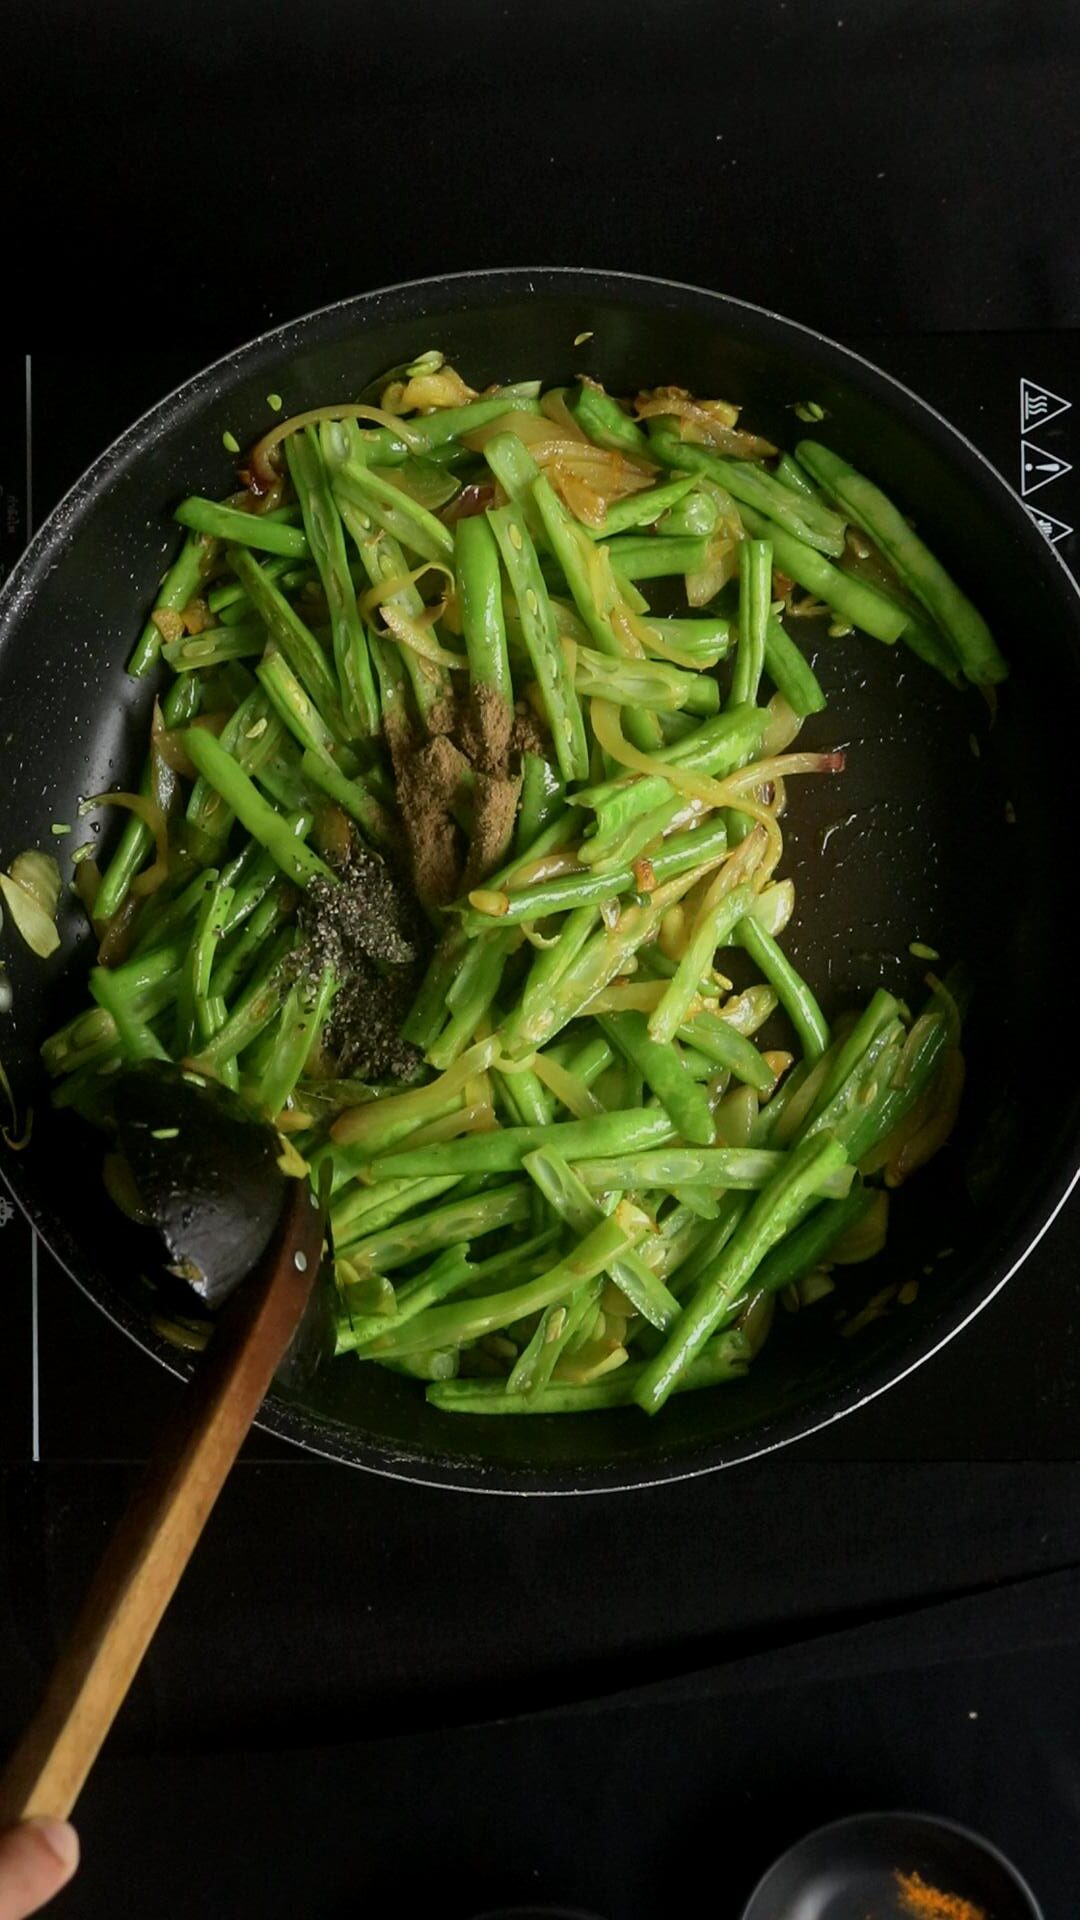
111 1061 288 1311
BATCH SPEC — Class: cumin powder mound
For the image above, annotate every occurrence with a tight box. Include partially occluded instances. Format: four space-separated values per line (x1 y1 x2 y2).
389 688 550 910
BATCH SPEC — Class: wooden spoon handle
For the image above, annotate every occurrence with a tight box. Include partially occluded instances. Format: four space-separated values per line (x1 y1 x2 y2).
0 1179 323 1824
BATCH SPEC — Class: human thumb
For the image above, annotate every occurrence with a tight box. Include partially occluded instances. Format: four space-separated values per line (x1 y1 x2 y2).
0 1821 79 1919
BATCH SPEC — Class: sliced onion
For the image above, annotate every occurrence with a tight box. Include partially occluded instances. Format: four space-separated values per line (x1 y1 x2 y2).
748 879 795 938
590 698 785 874
830 1189 890 1263
81 790 170 903
9 850 60 917
531 1052 604 1119
379 602 468 670
763 693 803 755
249 403 425 485
393 367 476 413
1 852 61 958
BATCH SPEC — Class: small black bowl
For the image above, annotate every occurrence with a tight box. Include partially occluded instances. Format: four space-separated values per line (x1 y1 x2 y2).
741 1810 1043 1919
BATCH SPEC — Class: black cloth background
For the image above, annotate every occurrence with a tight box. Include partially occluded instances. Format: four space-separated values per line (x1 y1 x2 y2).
8 0 1080 347
5 2 1080 1915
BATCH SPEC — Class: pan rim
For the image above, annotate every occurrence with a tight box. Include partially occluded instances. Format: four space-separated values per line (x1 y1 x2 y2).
3 265 1080 1494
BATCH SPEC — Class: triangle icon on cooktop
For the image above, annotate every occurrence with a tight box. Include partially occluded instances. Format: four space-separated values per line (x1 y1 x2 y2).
1020 440 1073 497
1020 377 1071 433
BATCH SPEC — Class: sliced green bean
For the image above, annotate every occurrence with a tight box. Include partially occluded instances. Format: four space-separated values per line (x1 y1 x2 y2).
796 440 1006 685
369 1106 678 1180
488 501 589 782
175 498 310 558
635 1131 849 1412
735 917 830 1062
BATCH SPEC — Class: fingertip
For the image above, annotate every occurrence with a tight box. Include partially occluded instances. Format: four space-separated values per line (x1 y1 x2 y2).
22 1821 79 1881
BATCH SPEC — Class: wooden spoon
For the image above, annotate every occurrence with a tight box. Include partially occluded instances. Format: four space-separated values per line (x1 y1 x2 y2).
0 1068 327 1822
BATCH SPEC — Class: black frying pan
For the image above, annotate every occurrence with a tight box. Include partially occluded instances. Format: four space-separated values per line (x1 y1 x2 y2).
2 269 1079 1493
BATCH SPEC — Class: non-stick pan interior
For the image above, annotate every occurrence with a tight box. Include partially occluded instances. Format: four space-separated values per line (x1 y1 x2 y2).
2 271 1078 1489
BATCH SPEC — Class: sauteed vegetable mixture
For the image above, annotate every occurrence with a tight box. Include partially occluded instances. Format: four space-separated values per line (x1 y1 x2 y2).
35 353 1006 1415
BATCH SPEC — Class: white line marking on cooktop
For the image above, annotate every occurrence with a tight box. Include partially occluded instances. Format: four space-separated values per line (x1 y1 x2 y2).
31 1232 40 1463
26 352 40 1465
24 355 33 538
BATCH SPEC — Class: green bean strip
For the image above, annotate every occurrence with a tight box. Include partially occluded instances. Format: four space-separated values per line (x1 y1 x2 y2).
502 861 725 1057
367 1204 648 1356
642 616 731 662
505 1279 606 1397
332 1175 463 1249
226 546 345 736
597 1011 715 1147
774 453 821 499
339 1183 532 1279
735 916 830 1062
427 1332 749 1413
298 748 398 852
804 989 902 1127
128 531 213 677
332 458 454 565
796 440 1007 685
736 504 907 644
255 965 337 1117
675 1011 777 1093
93 672 202 926
174 498 310 558
570 1148 852 1198
571 385 654 458
635 1131 848 1412
207 556 291 614
572 646 719 714
522 1147 681 1332
338 1246 474 1355
514 753 566 854
369 1106 678 1180
427 931 516 1070
589 475 697 539
530 473 664 752
209 887 290 1003
184 729 333 887
763 616 827 716
354 392 542 465
88 966 170 1063
494 1066 555 1129
751 1182 873 1296
256 648 340 762
462 814 730 932
649 884 755 1046
646 427 847 556
401 931 468 1049
731 539 772 709
572 705 767 861
330 472 449 725
488 502 589 783
456 514 513 718
188 930 299 1072
607 534 709 580
163 623 266 670
286 427 380 739
518 905 600 1026
481 431 545 539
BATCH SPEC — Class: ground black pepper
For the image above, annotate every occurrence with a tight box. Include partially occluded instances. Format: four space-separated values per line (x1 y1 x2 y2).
294 838 429 1082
